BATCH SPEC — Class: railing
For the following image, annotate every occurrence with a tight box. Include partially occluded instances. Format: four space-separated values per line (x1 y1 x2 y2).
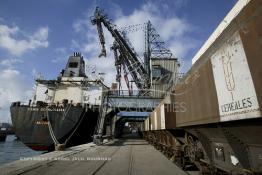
108 89 143 97
107 89 164 98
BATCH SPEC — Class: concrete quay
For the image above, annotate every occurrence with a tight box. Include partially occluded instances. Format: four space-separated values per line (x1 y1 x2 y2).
0 138 187 175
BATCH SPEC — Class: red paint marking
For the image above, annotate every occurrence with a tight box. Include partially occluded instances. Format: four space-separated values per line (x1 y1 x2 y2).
26 144 49 151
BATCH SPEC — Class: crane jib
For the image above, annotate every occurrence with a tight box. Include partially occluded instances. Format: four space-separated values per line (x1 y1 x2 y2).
91 7 150 91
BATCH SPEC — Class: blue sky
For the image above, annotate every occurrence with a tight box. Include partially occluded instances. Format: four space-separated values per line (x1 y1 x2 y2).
0 0 237 122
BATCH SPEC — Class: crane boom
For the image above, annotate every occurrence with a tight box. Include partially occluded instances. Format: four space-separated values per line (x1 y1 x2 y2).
91 7 150 91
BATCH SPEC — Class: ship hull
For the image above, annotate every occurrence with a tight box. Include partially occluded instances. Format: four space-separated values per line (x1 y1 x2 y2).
10 103 99 151
0 131 7 142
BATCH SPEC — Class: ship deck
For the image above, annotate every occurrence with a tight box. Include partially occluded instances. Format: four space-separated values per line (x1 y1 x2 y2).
0 135 188 175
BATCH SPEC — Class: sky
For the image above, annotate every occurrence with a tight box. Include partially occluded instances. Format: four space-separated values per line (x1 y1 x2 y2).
0 0 237 122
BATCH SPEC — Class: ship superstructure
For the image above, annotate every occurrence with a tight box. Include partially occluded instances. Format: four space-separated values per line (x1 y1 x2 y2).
10 52 108 151
33 52 104 106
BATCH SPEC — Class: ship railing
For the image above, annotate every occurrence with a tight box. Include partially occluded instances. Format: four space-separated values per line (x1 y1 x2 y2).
108 89 155 98
107 89 177 99
12 100 85 108
11 101 31 107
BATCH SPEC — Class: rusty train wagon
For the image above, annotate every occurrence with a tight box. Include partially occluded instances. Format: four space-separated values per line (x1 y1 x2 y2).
143 0 262 174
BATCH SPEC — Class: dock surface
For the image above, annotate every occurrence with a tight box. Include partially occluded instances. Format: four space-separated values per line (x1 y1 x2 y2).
0 138 186 175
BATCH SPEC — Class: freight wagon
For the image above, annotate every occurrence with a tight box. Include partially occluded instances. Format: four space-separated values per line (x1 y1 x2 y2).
143 0 262 174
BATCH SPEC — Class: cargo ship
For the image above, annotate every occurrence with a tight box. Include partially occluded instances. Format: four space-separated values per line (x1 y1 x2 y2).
10 52 108 151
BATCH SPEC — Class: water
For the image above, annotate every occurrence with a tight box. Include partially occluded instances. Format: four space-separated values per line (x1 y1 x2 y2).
0 135 44 165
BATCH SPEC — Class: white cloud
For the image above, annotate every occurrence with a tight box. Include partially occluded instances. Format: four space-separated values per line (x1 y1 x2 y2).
0 58 23 68
0 24 49 56
72 1 197 87
0 68 33 122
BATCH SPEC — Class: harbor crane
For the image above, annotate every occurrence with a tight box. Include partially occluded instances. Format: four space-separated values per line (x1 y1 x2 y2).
91 7 178 144
91 7 150 94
